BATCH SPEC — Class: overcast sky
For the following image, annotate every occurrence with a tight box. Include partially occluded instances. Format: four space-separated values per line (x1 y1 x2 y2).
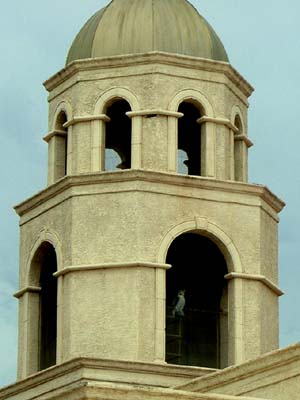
1 0 300 387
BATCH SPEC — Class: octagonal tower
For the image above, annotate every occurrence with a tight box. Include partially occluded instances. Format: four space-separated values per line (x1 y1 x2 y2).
14 0 284 382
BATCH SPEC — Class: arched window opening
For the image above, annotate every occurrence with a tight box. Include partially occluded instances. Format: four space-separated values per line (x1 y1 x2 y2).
54 111 68 178
234 115 243 181
166 233 228 369
31 242 58 371
105 99 132 171
178 102 202 176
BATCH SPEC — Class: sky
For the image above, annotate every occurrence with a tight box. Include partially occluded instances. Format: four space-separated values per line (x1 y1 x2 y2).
1 0 300 388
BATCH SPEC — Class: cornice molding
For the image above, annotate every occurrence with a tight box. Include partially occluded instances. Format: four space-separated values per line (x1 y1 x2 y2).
175 343 300 394
225 272 283 296
43 130 67 143
197 117 253 148
14 286 41 299
43 52 254 98
54 262 171 277
0 356 214 399
126 110 183 118
14 170 285 219
234 134 253 148
63 114 110 127
197 116 237 131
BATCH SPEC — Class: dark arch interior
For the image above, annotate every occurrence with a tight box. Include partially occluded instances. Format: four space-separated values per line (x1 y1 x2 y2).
55 111 68 176
55 110 67 132
106 99 132 170
166 233 228 368
178 102 202 176
234 115 242 134
37 242 58 370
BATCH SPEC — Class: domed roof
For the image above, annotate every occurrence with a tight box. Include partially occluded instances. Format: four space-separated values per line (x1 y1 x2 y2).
66 0 229 65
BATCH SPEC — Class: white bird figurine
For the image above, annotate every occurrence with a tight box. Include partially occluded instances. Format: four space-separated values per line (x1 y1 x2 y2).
172 290 186 317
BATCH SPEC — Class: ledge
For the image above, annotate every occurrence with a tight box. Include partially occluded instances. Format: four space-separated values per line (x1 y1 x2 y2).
126 110 183 118
63 114 110 127
234 134 253 148
175 343 300 397
0 357 216 400
43 130 67 143
14 170 285 219
54 262 171 277
197 116 237 132
14 286 41 299
224 273 283 296
43 52 254 98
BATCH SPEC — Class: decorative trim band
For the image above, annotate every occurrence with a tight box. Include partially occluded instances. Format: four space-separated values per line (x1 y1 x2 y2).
197 116 237 131
14 286 42 299
224 272 284 296
234 134 253 148
126 110 183 118
53 262 171 277
63 114 110 127
43 130 67 143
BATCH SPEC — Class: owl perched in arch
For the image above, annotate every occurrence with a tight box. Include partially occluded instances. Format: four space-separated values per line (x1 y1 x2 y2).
172 289 186 317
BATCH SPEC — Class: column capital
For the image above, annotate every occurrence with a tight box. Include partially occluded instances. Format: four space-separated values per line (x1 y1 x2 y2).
63 114 110 128
14 286 41 299
43 130 67 143
197 116 237 132
126 110 183 118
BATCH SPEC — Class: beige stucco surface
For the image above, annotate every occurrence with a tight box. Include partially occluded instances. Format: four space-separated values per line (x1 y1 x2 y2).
10 44 292 400
45 53 251 184
15 169 283 378
176 344 300 400
2 347 300 399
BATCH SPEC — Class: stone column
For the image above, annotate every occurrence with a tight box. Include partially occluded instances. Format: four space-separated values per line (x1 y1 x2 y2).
234 134 253 182
56 275 64 365
225 272 283 364
198 117 251 181
66 125 73 175
127 110 182 172
90 115 110 172
167 111 183 173
126 112 143 169
14 286 41 379
64 115 110 174
43 130 67 185
197 116 216 178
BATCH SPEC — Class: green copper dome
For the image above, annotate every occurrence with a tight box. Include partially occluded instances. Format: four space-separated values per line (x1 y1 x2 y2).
66 0 229 65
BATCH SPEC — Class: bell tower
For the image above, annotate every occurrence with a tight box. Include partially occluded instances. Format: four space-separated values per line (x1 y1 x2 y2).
14 0 284 383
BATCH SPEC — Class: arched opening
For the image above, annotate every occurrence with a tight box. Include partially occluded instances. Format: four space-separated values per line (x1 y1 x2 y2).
105 99 132 171
54 111 68 178
165 233 228 368
178 102 202 176
234 115 243 182
30 242 58 371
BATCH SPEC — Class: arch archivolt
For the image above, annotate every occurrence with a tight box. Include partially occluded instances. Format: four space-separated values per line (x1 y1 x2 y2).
168 88 214 117
94 86 139 114
26 228 63 286
157 218 242 273
52 100 73 131
231 105 245 134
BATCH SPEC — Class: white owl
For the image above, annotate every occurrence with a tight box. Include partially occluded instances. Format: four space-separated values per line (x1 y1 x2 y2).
172 290 186 317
